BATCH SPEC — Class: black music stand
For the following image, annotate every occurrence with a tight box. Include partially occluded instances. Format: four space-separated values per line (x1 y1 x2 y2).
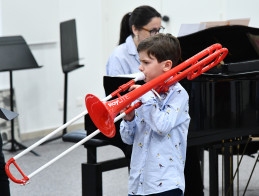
43 19 84 144
0 36 41 153
60 19 84 134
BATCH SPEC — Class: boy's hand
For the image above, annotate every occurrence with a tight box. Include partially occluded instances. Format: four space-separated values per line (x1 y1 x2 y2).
121 105 135 121
128 84 141 91
120 85 141 121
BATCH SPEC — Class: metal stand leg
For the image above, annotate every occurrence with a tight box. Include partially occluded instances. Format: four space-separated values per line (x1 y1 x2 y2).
224 140 233 196
3 71 39 156
41 72 68 145
243 152 259 195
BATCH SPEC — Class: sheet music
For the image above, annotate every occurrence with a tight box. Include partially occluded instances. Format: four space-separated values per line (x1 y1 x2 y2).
178 23 206 37
202 18 250 29
178 18 250 37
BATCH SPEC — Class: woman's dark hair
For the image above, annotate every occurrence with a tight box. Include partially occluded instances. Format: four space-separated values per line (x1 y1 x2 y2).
137 33 181 67
118 5 161 45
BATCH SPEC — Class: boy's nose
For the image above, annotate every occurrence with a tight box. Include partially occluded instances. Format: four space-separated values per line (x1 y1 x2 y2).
139 64 143 71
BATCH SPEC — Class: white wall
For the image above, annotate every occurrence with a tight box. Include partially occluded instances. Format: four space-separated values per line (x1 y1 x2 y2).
57 0 104 128
101 0 259 69
101 0 162 67
225 0 259 27
0 0 259 137
0 0 104 134
161 0 225 36
1 0 59 44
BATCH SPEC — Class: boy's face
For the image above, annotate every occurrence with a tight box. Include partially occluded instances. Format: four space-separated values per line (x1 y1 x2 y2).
139 50 168 83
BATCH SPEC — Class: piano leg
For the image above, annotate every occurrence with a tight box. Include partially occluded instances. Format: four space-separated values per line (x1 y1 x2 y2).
82 162 102 196
184 147 204 196
209 147 219 196
82 146 102 196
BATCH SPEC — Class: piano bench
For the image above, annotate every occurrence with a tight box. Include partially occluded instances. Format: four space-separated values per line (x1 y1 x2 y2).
62 130 130 196
62 129 110 147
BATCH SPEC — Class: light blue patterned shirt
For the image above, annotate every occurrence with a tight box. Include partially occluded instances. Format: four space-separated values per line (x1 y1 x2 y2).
120 82 190 195
106 35 140 76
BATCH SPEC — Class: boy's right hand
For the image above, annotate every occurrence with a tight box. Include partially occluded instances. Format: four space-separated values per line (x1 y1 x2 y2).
121 105 135 121
120 85 141 122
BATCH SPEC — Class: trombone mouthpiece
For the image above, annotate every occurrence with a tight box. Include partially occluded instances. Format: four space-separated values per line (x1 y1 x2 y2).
133 72 145 81
117 72 145 81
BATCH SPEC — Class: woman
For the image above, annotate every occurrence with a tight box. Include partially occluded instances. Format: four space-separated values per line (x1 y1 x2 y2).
106 5 164 76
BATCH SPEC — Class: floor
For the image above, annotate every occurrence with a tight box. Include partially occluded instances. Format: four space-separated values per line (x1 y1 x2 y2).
3 137 259 196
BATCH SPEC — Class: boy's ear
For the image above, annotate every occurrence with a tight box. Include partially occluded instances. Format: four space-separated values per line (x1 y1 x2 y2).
163 60 173 72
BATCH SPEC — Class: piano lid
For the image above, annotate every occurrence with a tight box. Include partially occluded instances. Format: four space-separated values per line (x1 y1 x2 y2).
178 25 259 76
178 25 259 63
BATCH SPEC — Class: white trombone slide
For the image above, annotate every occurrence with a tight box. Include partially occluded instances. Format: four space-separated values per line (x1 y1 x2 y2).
5 72 145 184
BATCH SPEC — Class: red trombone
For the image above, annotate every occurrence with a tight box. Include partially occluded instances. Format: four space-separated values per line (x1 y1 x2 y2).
5 43 228 185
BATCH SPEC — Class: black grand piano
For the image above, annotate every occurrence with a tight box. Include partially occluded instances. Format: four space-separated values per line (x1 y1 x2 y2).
179 25 259 142
64 25 259 196
179 25 259 196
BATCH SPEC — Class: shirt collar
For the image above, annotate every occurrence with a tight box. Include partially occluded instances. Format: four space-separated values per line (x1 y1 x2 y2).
126 35 138 56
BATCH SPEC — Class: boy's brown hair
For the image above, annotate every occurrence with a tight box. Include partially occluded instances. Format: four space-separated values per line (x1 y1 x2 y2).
137 33 181 67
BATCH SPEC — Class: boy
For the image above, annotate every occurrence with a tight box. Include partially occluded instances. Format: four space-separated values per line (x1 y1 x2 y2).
120 33 190 196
